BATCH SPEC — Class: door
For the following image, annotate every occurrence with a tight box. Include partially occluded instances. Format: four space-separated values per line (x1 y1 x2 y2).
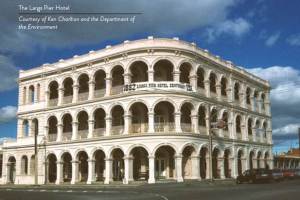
9 163 16 183
156 158 166 178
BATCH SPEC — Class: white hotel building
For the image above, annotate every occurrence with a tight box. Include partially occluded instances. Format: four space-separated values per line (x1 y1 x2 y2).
0 37 273 185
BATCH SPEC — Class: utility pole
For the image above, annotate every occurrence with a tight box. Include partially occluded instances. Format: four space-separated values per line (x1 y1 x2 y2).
34 130 38 185
207 105 213 182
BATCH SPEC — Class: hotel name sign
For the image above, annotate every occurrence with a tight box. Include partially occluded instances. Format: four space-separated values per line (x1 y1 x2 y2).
124 82 193 92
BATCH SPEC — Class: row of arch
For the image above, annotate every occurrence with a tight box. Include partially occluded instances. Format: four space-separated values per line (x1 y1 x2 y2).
40 100 269 142
6 144 271 184
22 84 41 105
42 58 268 114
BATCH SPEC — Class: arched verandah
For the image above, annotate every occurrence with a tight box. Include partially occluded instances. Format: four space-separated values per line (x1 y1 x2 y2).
154 60 174 81
61 152 72 182
130 147 149 181
130 102 148 134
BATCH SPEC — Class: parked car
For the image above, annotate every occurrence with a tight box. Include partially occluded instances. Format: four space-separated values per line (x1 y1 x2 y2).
282 169 296 180
293 169 300 178
236 169 273 184
271 169 284 181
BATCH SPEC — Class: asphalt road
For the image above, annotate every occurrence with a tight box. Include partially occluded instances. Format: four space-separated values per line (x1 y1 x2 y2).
1 179 300 200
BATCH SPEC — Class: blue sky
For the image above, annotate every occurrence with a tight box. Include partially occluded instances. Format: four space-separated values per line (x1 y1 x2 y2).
0 0 300 153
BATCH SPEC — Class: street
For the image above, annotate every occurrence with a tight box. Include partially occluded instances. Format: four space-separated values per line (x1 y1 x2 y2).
1 179 300 200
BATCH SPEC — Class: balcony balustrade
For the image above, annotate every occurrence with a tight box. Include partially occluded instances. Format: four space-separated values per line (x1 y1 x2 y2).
63 95 73 104
181 123 193 132
78 92 88 102
131 123 148 134
48 134 57 142
94 128 105 137
94 89 105 98
236 133 242 140
111 125 124 135
111 85 123 95
154 123 175 133
49 99 58 107
78 130 88 139
62 132 72 141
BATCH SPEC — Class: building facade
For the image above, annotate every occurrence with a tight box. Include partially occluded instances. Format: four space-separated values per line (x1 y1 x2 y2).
0 37 273 185
274 148 300 169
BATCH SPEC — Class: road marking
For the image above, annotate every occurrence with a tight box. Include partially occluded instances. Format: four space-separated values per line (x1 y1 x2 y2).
66 190 73 193
82 190 87 193
96 190 103 193
27 189 34 192
52 190 59 192
155 194 169 200
6 189 12 191
39 190 46 192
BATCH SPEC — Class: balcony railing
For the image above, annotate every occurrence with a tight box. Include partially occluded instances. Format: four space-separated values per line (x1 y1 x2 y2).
236 133 242 140
62 132 72 141
197 87 205 95
95 89 105 98
199 126 207 135
111 125 124 135
78 130 88 139
131 123 148 134
49 99 58 107
181 123 193 132
63 95 73 104
78 92 88 102
248 134 253 142
223 130 230 138
111 85 123 95
94 128 105 137
210 91 218 99
154 123 175 133
246 103 252 111
48 134 57 142
221 95 228 102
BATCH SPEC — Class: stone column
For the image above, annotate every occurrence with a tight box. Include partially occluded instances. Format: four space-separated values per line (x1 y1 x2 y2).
72 84 79 103
218 157 225 179
173 71 180 82
28 119 33 137
87 159 95 184
58 87 64 106
71 121 78 140
71 161 78 184
175 155 183 182
88 120 94 138
265 91 271 115
216 84 222 101
148 70 154 82
105 116 112 136
189 75 197 91
174 112 182 133
88 80 95 100
105 76 112 96
44 126 49 140
148 112 155 133
148 156 155 184
250 95 255 111
124 156 133 184
206 155 211 179
204 79 210 98
191 114 199 133
45 91 49 107
104 158 112 184
26 87 30 105
191 156 200 179
55 161 63 185
124 73 132 85
230 157 235 178
232 156 238 178
124 114 132 135
56 123 63 142
17 119 24 138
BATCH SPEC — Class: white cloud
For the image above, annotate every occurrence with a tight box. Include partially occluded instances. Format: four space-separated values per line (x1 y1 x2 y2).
287 34 300 46
0 106 17 124
273 123 300 136
265 32 280 47
0 55 18 92
246 66 300 149
206 18 252 42
0 137 15 144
